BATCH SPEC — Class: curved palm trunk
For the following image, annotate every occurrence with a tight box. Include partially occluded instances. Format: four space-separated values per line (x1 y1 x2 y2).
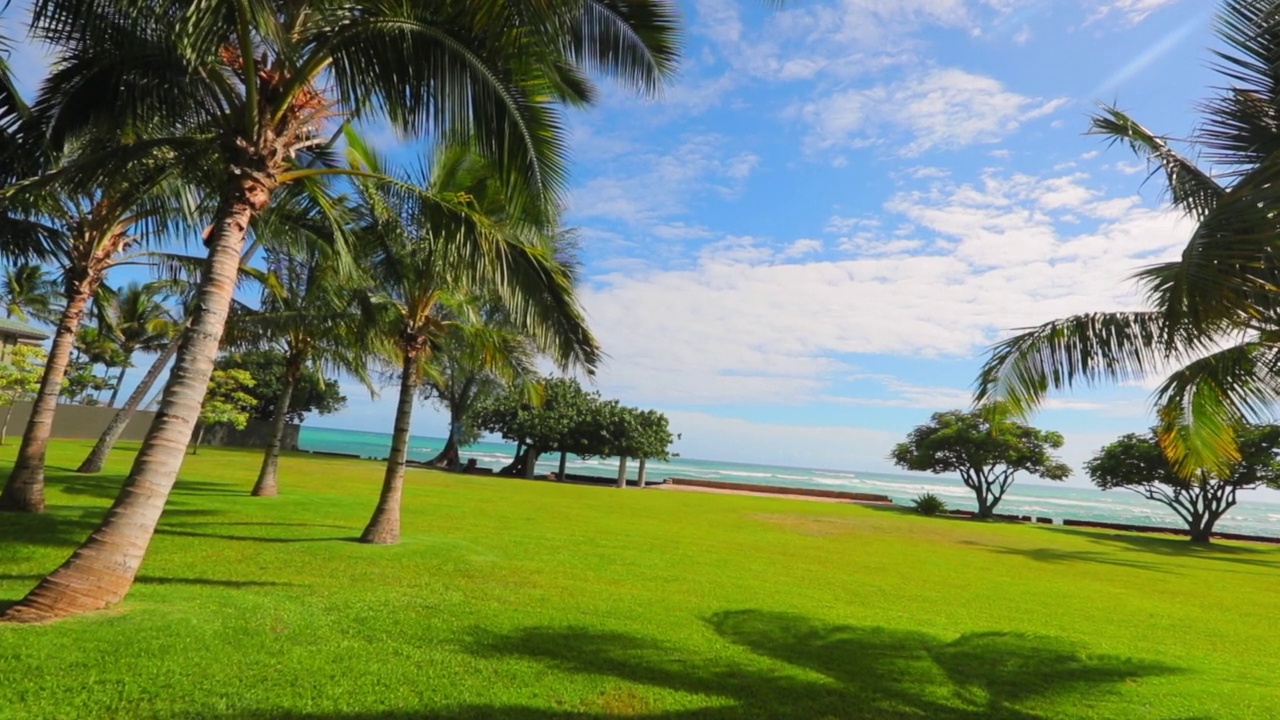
76 336 182 474
361 352 418 544
252 354 301 497
2 402 16 445
0 285 92 513
106 365 128 408
0 186 265 623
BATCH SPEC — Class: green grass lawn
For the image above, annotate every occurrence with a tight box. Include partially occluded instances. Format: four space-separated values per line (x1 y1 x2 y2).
2 441 1278 719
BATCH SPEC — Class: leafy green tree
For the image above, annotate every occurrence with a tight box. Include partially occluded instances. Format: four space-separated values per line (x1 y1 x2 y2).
190 368 256 455
0 263 59 325
473 376 602 479
4 0 678 622
975 0 1280 477
0 344 47 445
890 407 1072 519
58 357 113 406
353 141 600 544
217 351 346 424
1085 426 1280 543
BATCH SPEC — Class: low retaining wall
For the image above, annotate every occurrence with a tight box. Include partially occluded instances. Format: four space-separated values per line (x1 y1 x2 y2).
1061 518 1280 545
0 400 154 443
199 419 299 451
0 400 300 452
667 477 893 503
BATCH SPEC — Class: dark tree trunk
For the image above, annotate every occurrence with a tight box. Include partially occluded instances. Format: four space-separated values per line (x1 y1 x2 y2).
500 441 524 475
427 409 462 469
522 446 541 478
973 490 993 519
77 335 182 474
1 282 92 513
1188 512 1213 543
557 451 567 481
361 351 418 545
252 354 300 497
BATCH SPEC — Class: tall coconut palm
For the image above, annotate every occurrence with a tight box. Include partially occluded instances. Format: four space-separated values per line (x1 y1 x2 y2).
353 141 600 544
0 163 187 513
76 256 257 475
975 0 1280 476
3 0 677 621
0 262 60 324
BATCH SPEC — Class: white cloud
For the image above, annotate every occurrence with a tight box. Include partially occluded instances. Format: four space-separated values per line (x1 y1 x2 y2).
1087 0 1180 26
570 135 759 227
798 68 1067 155
581 169 1193 407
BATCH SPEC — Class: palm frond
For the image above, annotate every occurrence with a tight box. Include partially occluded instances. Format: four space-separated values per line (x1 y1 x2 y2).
974 311 1203 417
1089 105 1224 220
1153 335 1280 476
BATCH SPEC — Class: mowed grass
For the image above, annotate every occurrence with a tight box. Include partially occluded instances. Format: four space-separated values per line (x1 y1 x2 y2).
2 442 1279 719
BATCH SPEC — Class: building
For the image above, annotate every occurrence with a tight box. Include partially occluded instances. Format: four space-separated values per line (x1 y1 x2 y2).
0 317 50 360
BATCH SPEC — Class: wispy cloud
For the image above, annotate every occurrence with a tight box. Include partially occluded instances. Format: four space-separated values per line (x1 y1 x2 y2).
798 68 1067 155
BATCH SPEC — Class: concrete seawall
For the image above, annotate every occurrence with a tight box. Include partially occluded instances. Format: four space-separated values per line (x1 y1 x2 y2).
667 477 894 504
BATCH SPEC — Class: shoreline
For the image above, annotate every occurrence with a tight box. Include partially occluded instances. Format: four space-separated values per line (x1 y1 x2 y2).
301 449 1280 544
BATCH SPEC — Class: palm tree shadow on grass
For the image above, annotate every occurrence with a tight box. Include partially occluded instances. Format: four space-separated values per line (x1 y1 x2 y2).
957 541 1176 574
1058 529 1280 569
222 610 1180 719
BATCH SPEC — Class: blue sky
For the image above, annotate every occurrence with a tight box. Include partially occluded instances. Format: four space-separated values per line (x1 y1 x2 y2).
4 0 1233 480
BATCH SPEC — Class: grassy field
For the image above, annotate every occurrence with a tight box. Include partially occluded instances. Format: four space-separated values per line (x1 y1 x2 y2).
1 441 1278 719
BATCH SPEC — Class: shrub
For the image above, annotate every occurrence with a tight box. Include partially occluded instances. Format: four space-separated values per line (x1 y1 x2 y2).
912 492 947 516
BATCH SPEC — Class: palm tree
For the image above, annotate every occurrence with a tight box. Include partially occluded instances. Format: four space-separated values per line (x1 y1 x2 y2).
99 281 173 407
352 142 600 544
0 262 60 324
238 239 371 498
3 0 677 621
974 0 1280 476
0 165 186 512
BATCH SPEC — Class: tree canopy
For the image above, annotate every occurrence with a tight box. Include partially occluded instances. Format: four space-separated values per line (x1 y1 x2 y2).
890 407 1071 518
472 376 674 477
217 351 345 424
1085 426 1280 542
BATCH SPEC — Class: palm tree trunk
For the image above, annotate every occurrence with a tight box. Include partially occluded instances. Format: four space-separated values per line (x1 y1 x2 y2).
191 423 206 455
76 336 182 474
106 365 128 408
1 402 15 445
0 284 92 513
0 186 264 623
252 355 300 497
361 352 418 545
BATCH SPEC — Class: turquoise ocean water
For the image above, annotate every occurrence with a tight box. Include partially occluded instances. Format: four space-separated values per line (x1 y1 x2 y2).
299 426 1280 538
